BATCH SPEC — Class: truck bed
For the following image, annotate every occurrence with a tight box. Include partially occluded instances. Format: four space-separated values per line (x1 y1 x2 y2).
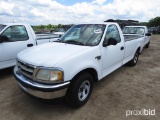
124 34 144 42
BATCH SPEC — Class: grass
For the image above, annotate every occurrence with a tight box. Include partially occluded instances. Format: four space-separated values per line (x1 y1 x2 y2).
152 34 160 36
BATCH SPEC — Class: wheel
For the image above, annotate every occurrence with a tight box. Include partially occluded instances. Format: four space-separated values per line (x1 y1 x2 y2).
65 72 93 108
127 50 139 66
145 41 150 48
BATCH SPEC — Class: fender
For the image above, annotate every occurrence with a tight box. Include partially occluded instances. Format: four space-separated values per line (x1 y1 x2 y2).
54 46 102 82
66 62 101 82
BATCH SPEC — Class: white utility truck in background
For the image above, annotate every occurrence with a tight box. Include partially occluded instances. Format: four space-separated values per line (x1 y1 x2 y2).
0 23 60 70
53 28 66 38
14 21 151 107
123 26 151 52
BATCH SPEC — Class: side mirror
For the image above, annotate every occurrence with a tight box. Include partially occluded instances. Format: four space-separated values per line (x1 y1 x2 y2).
103 38 118 47
145 33 151 36
0 35 9 43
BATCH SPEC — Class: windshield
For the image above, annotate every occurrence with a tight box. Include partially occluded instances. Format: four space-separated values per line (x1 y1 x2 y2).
60 24 106 46
123 27 145 35
0 24 6 32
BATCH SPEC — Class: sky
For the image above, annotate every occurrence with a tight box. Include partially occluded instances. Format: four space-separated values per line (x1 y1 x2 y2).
0 0 160 25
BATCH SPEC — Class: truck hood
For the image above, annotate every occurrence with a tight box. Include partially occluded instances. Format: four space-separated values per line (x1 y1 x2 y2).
17 43 90 67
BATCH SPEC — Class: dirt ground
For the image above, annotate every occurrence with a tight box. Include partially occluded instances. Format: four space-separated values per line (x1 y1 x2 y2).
0 35 160 120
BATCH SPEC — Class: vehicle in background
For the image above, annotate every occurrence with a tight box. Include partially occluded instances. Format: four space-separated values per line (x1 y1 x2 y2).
14 22 148 107
0 23 59 70
104 19 139 29
149 26 160 34
123 26 151 52
53 26 72 37
53 28 65 38
148 27 154 34
36 33 60 43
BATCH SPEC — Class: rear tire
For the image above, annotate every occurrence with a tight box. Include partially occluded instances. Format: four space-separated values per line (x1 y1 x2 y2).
145 41 150 48
127 50 139 66
65 72 93 108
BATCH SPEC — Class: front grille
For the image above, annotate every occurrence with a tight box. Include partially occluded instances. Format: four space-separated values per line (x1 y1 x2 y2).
17 60 35 79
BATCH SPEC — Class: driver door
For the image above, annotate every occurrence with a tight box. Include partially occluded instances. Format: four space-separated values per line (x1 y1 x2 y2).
0 25 33 69
101 24 125 77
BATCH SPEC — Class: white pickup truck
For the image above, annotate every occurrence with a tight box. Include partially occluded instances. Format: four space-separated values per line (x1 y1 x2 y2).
53 28 66 37
0 23 59 70
123 26 151 52
13 22 151 107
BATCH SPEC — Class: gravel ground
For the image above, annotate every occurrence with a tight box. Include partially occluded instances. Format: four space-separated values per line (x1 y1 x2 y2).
0 35 160 120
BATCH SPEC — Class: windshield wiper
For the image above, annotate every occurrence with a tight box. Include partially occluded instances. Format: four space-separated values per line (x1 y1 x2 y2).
53 39 64 43
64 40 86 46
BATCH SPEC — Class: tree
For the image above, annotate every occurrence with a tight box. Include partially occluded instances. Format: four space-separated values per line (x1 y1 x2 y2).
47 24 53 29
57 24 62 28
39 24 45 29
148 17 160 27
139 22 148 26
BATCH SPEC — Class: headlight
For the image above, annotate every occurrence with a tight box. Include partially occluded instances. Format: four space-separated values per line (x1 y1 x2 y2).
36 68 63 83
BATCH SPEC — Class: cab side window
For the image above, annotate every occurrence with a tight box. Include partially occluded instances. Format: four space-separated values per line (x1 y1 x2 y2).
103 25 121 45
1 25 29 42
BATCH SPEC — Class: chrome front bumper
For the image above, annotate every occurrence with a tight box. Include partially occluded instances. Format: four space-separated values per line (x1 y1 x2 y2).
13 66 70 99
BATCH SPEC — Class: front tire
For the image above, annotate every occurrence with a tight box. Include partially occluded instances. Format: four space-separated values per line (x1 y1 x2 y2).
127 49 139 66
65 72 93 108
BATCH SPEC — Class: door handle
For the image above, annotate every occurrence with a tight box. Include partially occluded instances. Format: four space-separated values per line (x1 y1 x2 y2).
120 46 124 50
95 56 101 60
27 44 33 47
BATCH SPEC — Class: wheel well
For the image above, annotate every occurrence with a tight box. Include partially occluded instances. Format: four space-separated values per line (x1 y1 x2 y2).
137 47 141 53
72 68 98 82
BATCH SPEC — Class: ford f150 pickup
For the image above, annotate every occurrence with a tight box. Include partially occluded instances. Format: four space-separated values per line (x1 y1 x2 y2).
13 22 151 107
0 23 59 69
123 26 151 52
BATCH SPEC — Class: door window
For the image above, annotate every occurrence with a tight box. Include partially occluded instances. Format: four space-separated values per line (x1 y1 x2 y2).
1 25 29 42
103 25 121 45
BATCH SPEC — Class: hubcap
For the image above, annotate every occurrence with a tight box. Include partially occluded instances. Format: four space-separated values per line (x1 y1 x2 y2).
134 52 138 63
78 80 90 101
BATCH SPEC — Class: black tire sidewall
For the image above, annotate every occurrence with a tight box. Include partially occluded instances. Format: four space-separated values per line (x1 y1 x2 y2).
127 50 139 66
133 50 139 64
145 41 150 48
65 72 93 108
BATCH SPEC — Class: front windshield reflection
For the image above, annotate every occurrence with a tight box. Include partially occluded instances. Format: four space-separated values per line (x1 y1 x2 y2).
60 24 106 46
